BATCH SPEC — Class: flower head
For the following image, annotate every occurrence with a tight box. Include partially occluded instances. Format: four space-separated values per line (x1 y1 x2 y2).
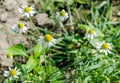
12 22 27 33
38 34 56 48
18 6 35 18
4 67 21 80
97 41 113 55
7 52 13 59
56 10 69 22
85 29 97 40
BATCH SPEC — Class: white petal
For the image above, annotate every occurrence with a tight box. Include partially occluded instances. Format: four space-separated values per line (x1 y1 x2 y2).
107 50 111 54
48 43 52 47
14 67 17 70
23 13 29 18
13 75 19 78
9 77 12 81
52 39 56 44
4 71 10 77
30 6 34 10
39 38 44 44
49 42 53 46
44 43 49 47
90 35 93 39
17 71 21 75
105 51 108 55
99 49 103 53
8 67 12 70
56 12 59 15
21 6 25 9
30 11 35 14
18 8 23 13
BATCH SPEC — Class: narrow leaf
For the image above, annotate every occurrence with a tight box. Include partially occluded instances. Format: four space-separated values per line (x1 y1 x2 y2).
26 55 39 72
34 43 43 58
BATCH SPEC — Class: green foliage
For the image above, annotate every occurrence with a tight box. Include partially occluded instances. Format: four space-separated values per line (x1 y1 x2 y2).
3 0 120 83
78 24 89 31
76 0 88 4
26 55 39 72
6 44 26 56
34 43 43 58
95 1 107 9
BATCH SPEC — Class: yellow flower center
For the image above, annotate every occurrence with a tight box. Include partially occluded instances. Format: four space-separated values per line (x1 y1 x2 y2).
18 22 24 28
102 43 109 50
7 53 12 58
24 6 31 12
10 69 17 76
60 10 65 16
44 34 53 42
88 29 94 34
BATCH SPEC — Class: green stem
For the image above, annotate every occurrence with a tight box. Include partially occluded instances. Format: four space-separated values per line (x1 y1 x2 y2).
29 17 39 33
29 17 36 28
67 5 74 30
43 48 47 82
59 21 68 35
15 79 18 83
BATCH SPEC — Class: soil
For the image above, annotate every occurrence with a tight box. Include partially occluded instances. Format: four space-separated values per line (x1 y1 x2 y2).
0 0 54 67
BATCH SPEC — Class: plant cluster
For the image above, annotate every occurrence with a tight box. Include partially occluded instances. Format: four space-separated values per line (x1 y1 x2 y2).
3 0 120 83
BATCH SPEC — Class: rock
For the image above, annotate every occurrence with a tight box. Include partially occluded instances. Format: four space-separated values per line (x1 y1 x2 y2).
0 33 9 49
0 24 28 67
7 35 28 46
0 50 13 67
117 11 120 16
6 17 19 27
34 13 54 26
0 0 28 68
3 0 18 11
33 0 40 10
16 0 28 6
0 32 13 67
0 11 8 22
6 12 19 27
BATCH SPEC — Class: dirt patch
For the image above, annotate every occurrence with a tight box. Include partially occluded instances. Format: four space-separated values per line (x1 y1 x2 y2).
34 13 55 26
0 0 29 67
0 0 54 68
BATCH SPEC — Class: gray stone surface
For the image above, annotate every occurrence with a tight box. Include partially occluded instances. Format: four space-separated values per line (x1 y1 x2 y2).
0 0 29 67
34 13 54 26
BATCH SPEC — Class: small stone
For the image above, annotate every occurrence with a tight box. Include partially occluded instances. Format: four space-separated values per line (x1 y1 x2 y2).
34 13 54 26
3 0 18 11
16 0 28 6
117 11 120 16
6 15 19 27
0 11 8 22
0 33 9 49
7 35 28 46
0 50 13 67
0 24 28 67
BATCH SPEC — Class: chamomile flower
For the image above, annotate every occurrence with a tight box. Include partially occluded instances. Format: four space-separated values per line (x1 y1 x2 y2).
38 34 56 48
85 29 97 40
97 41 113 55
4 67 21 80
56 10 69 22
7 52 13 59
12 22 27 33
18 6 35 18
